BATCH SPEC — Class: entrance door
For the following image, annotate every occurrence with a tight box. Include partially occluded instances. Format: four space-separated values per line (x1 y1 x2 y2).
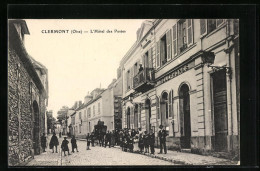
161 92 169 127
212 70 228 152
145 99 151 133
134 104 138 131
179 84 191 148
33 101 40 155
127 108 130 129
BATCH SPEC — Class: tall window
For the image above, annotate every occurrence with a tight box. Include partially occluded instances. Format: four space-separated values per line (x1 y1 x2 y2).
88 108 91 118
160 35 167 65
178 19 193 53
79 112 82 120
126 70 130 90
200 19 224 36
84 110 86 120
98 103 100 114
93 105 95 116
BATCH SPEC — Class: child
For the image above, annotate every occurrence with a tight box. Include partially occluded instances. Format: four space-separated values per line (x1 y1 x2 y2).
61 137 71 156
86 133 91 150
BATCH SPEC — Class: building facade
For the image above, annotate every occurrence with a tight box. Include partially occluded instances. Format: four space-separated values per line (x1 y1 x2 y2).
8 20 49 165
121 19 239 157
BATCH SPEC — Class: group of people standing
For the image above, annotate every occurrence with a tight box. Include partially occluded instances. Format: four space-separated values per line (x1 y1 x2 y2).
117 125 168 155
40 132 79 156
40 125 168 156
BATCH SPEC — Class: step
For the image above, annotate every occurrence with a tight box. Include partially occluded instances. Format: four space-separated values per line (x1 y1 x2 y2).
181 148 191 153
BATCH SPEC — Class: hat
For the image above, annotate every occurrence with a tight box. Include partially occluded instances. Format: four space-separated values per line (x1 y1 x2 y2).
159 125 163 129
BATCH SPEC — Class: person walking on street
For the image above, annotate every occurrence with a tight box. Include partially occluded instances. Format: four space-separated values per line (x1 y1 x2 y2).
158 125 167 154
143 131 149 153
49 133 59 153
59 132 62 138
90 132 95 147
61 136 71 156
71 136 79 153
105 131 112 148
41 133 47 152
86 133 91 150
148 130 155 155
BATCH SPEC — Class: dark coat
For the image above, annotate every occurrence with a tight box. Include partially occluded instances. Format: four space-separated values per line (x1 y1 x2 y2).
61 139 69 151
41 135 47 148
49 135 59 149
158 129 167 142
148 133 155 145
138 136 144 148
143 134 149 147
71 138 77 148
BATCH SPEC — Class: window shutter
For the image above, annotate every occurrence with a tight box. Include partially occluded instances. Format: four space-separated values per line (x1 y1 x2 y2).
187 19 193 46
148 48 153 68
172 24 177 57
156 96 160 119
131 67 134 88
156 41 160 68
200 19 207 36
166 29 172 61
169 91 172 117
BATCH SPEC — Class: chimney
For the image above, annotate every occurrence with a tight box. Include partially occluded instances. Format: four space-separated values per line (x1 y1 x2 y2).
79 101 82 107
84 95 92 104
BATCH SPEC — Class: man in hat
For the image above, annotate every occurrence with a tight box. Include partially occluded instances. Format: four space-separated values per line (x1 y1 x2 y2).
49 132 59 153
143 131 149 153
71 135 79 153
61 136 71 156
148 129 155 155
158 125 167 154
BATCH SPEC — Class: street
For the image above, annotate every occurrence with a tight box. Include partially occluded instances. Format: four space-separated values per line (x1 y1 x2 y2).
26 137 174 166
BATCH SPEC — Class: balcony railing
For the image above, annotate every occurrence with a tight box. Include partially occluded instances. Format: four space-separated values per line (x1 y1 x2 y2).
133 68 155 92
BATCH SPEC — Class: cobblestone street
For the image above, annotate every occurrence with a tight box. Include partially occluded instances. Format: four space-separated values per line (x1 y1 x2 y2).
26 137 174 166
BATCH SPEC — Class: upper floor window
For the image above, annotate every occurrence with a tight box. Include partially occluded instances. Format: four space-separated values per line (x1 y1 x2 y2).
93 105 95 116
177 19 193 53
79 112 82 120
98 103 100 114
88 108 91 118
126 70 131 90
200 19 224 36
84 110 86 120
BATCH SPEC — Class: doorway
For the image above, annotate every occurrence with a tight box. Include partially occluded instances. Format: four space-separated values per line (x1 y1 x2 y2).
127 107 130 129
161 92 169 127
145 99 151 132
179 84 191 149
212 70 228 152
134 104 138 131
33 100 40 155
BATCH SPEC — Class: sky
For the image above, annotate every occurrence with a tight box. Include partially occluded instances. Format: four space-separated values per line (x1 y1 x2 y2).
24 19 146 118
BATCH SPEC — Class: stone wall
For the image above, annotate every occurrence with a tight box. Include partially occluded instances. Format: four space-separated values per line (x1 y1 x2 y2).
8 48 46 166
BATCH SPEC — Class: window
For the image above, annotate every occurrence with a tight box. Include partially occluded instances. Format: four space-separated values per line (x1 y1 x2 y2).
88 108 91 118
126 70 130 90
79 124 81 133
200 19 225 36
134 62 138 76
84 110 86 120
160 34 167 65
178 19 193 53
79 112 82 120
98 103 100 114
93 105 95 116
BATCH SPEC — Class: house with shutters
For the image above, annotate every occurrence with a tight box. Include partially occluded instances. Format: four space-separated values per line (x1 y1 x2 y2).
120 19 239 158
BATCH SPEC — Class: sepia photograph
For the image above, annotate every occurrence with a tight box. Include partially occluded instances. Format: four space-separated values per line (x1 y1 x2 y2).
8 18 240 166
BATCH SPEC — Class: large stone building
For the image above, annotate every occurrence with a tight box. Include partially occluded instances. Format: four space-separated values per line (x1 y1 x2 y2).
120 19 239 158
8 20 49 165
71 78 123 138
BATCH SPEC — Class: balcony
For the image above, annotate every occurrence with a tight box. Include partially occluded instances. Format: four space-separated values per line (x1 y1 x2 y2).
133 68 155 93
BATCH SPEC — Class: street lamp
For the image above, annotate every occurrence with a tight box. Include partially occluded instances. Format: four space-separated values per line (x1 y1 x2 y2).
201 51 232 78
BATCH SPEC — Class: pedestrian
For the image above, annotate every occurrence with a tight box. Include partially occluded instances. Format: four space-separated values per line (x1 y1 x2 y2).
61 136 71 156
71 135 79 153
143 131 149 153
41 133 47 152
90 132 95 147
138 133 144 153
105 131 111 148
148 130 155 155
86 133 91 150
111 130 115 147
49 132 59 153
158 125 167 154
59 132 62 138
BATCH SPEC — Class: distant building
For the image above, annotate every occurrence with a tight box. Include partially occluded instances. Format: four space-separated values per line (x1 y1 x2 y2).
8 20 49 165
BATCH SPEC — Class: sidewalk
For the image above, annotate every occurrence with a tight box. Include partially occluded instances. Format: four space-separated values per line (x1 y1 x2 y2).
113 145 239 165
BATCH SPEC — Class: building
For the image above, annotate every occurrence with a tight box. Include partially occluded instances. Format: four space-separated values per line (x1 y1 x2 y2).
8 20 49 165
120 19 239 158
